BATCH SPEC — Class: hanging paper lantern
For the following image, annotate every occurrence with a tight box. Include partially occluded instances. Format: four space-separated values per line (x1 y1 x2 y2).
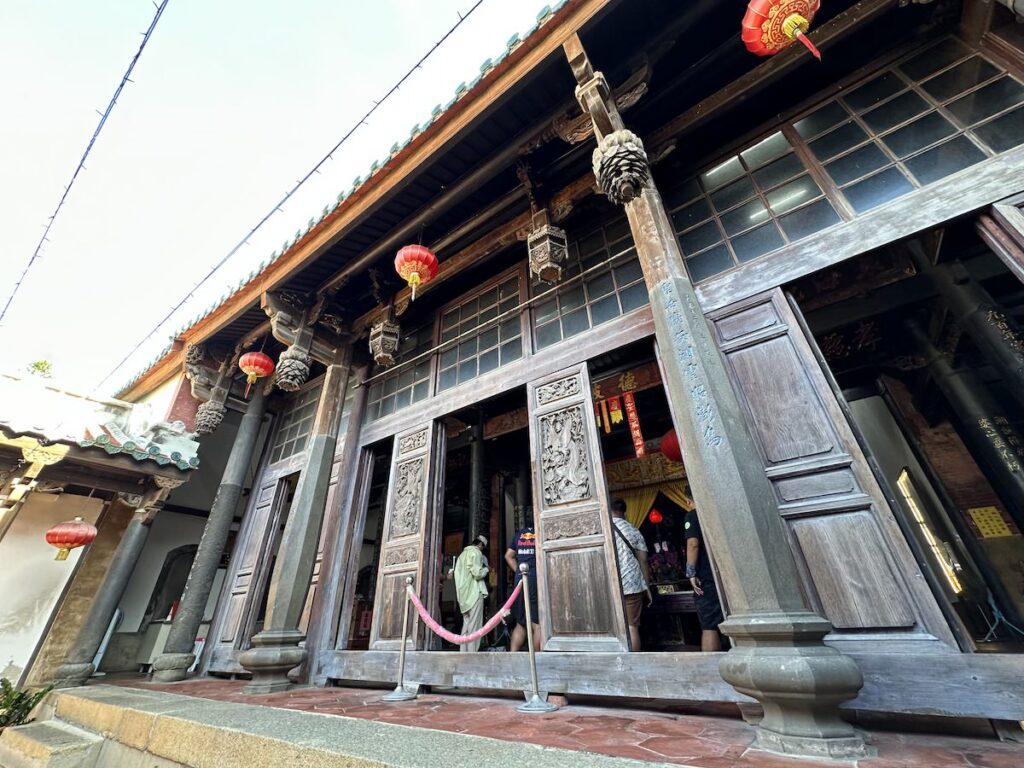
239 351 275 397
46 516 97 561
660 429 682 463
649 509 664 525
394 245 438 300
742 0 822 61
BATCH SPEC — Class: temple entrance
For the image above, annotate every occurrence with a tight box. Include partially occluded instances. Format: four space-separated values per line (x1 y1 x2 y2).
791 219 1024 651
433 390 532 651
588 341 721 652
343 440 393 650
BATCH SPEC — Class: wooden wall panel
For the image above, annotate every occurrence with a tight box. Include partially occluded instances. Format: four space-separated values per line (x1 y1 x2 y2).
707 289 956 653
368 422 440 650
527 365 629 652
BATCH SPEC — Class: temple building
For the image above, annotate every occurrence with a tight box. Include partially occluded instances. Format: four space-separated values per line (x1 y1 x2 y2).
15 0 1024 757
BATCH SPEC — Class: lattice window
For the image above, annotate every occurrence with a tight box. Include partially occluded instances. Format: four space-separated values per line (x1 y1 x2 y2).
366 324 432 421
269 385 321 463
531 216 648 351
664 36 1024 284
437 274 523 392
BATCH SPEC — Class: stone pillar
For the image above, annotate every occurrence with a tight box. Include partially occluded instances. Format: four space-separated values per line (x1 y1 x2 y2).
564 36 866 759
912 252 1024 405
239 348 352 693
152 386 268 682
467 413 484 542
51 480 179 687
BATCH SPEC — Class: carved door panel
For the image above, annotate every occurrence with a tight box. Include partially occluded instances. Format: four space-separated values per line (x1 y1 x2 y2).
368 422 440 651
298 457 340 636
527 365 629 652
207 475 286 672
706 289 956 652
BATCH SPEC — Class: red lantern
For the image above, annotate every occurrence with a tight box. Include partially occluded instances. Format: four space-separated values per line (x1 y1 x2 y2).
660 429 682 463
649 509 664 525
742 0 822 61
239 351 275 397
46 516 97 561
394 245 438 301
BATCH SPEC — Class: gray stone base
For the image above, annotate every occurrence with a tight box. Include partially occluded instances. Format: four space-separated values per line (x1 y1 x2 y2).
151 653 196 683
49 662 94 689
752 728 874 760
238 629 306 694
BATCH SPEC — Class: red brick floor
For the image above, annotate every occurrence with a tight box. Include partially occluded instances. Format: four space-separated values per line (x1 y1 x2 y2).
114 678 1021 767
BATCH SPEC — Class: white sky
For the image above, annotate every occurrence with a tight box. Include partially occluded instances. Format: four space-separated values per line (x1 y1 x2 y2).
0 0 554 395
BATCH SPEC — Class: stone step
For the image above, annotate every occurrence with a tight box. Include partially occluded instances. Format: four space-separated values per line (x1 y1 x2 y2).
0 719 102 768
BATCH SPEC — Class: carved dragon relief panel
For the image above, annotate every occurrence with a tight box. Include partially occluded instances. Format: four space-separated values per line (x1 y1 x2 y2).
399 429 428 455
383 543 420 567
537 375 580 406
388 457 424 540
543 510 602 541
539 405 592 506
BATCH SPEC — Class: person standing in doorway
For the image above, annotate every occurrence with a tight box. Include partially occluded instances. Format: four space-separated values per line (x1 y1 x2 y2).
454 534 490 652
505 512 540 653
685 508 724 651
610 498 652 651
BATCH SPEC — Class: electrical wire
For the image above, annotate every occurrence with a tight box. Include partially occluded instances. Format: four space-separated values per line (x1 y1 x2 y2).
93 0 487 392
0 0 171 325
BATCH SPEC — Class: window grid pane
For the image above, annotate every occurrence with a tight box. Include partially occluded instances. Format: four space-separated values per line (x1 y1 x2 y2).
366 324 433 421
437 275 522 392
269 384 323 462
530 218 646 351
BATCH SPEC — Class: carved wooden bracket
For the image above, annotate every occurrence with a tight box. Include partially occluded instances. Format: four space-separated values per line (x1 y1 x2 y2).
262 290 349 368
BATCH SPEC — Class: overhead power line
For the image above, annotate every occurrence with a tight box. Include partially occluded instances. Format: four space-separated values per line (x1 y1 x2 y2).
0 0 171 325
94 0 487 392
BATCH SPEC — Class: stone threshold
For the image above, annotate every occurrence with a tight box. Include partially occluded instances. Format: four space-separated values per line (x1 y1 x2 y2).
40 684 677 768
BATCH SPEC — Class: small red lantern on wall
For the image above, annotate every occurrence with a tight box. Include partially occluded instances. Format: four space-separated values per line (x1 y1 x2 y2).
46 516 98 561
660 429 682 464
394 245 438 301
742 0 822 61
648 509 664 525
239 350 275 397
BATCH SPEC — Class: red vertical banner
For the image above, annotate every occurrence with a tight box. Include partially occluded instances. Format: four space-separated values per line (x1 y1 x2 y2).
623 392 645 457
608 396 624 424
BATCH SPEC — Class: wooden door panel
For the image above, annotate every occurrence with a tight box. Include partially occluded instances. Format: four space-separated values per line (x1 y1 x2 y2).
528 365 629 652
707 289 956 651
368 423 438 650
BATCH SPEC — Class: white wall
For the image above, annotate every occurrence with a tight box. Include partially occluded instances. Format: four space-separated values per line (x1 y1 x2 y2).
0 493 103 685
115 510 208 633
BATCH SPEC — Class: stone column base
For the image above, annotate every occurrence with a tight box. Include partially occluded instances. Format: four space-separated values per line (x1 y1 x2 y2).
50 662 94 689
719 612 870 760
151 653 196 683
238 629 307 694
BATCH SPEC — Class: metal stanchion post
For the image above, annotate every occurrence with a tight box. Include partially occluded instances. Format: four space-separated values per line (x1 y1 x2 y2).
383 575 418 702
516 563 557 713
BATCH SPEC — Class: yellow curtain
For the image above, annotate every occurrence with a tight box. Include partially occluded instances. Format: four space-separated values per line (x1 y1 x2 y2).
615 486 659 528
658 480 695 512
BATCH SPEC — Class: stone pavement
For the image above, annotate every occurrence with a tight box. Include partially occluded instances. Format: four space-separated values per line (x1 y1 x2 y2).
117 678 1022 767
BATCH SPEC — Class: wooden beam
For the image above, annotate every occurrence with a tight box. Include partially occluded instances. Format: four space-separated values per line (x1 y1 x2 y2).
647 0 900 150
696 145 1024 313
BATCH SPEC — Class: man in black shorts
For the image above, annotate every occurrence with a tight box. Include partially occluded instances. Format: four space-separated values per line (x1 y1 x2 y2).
685 508 724 651
504 513 540 652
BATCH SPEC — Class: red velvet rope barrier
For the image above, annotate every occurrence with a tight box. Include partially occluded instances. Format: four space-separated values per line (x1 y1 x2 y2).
406 580 523 645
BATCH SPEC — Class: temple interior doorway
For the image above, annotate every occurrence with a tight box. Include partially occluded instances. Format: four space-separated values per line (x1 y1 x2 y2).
791 220 1024 652
588 340 725 653
435 388 532 651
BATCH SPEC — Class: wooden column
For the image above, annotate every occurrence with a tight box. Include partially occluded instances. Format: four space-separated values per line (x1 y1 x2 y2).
239 347 352 693
563 35 866 759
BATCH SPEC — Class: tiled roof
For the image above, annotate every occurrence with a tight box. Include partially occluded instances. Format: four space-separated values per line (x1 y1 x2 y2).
115 1 570 397
0 373 199 471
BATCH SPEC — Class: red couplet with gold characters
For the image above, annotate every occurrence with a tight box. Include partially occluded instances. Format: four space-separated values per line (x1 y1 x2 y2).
742 0 822 61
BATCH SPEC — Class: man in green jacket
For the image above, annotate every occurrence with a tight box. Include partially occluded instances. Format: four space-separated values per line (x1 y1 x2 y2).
454 535 490 652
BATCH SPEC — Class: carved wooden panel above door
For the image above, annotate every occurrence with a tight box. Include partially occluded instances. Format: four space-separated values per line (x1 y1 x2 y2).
368 422 439 651
527 364 629 652
706 289 956 653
